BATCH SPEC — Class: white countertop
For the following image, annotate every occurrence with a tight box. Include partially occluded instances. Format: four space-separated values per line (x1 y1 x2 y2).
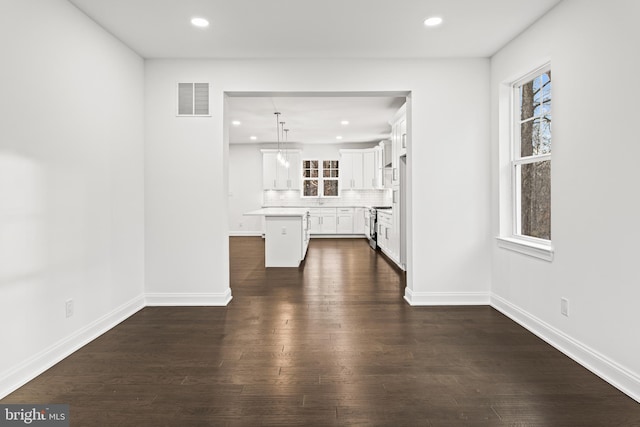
261 205 391 209
244 208 309 217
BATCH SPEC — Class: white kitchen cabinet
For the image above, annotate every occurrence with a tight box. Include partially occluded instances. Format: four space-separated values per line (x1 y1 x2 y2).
309 208 337 234
262 151 279 190
377 205 400 265
384 103 406 270
353 207 365 235
391 189 400 262
377 209 401 265
364 208 371 238
244 208 309 267
336 208 354 234
377 210 392 254
285 151 300 189
389 104 406 186
261 149 301 190
362 150 377 189
399 117 407 157
340 152 363 190
340 148 381 190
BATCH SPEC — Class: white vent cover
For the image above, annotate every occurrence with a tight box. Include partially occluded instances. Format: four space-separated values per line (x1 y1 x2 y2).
177 83 209 116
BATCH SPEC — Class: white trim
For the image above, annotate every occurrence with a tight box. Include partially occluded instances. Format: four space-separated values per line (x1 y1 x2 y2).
491 293 640 404
512 62 552 87
145 290 232 306
260 149 302 154
403 288 490 306
310 234 364 239
513 153 551 166
0 295 145 399
496 236 554 261
229 231 263 237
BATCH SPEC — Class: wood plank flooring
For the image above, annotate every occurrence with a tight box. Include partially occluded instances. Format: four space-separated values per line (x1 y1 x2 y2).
3 237 639 426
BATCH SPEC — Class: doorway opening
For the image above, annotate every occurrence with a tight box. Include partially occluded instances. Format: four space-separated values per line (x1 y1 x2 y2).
225 91 411 298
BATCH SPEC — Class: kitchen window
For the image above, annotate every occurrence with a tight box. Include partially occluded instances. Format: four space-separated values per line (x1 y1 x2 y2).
302 160 339 197
497 63 553 261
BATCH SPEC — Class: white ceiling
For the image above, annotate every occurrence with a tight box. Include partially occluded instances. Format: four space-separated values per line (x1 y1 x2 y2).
227 95 406 145
67 0 562 59
67 0 562 145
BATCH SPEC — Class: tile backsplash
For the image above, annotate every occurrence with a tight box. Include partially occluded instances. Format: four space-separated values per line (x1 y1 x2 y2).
263 189 391 207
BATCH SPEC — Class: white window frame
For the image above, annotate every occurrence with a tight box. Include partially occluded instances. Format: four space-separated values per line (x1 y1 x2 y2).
496 62 554 261
301 159 340 198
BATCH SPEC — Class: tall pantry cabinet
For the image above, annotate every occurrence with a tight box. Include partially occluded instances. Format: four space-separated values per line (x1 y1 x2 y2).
382 103 406 268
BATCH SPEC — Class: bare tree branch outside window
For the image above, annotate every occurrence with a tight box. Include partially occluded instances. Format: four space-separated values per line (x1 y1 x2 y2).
517 69 551 240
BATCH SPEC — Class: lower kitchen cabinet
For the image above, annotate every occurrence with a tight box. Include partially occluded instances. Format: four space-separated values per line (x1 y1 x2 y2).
309 208 337 234
353 207 365 235
376 210 400 264
377 210 391 253
336 208 354 234
308 207 365 235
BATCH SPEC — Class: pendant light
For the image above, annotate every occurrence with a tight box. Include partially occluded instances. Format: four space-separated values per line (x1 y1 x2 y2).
283 128 290 168
274 111 290 168
274 112 283 163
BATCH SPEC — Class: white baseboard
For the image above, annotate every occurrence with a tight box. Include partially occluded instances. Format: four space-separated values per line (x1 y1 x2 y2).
404 288 490 305
491 293 640 404
229 231 263 237
145 289 232 306
310 234 366 239
0 295 145 400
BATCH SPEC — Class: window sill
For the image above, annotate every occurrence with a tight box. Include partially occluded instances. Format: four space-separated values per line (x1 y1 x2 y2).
496 236 554 262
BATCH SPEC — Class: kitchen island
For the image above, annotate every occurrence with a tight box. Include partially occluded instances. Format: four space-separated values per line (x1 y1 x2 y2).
244 208 310 267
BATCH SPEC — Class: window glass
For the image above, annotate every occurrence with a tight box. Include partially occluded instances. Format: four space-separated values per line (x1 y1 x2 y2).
302 159 339 197
514 67 551 241
517 161 551 240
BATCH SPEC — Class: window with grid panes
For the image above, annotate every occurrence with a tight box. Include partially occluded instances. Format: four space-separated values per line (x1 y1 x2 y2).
513 65 551 241
302 160 339 197
322 160 339 197
302 160 319 197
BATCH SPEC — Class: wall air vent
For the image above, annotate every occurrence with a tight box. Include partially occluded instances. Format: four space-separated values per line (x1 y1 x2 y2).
177 82 210 116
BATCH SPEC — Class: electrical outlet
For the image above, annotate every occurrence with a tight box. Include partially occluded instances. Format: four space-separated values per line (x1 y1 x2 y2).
281 227 287 235
560 298 569 317
65 299 74 318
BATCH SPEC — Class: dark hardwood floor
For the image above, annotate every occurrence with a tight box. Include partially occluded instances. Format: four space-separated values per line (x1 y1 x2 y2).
3 237 639 426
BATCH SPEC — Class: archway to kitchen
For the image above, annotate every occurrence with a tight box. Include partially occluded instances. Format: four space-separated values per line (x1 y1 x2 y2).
224 91 412 300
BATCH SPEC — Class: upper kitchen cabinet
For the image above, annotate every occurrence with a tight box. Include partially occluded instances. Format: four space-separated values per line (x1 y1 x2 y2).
389 103 406 185
262 149 301 190
340 151 363 190
339 147 381 190
363 150 379 189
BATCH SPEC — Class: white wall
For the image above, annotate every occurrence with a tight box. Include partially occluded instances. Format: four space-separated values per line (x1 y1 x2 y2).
145 58 492 305
229 144 264 234
0 0 145 397
491 0 640 401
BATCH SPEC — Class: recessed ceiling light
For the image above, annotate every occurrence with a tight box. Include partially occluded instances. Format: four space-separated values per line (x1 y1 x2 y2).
336 136 343 140
424 16 443 27
250 136 257 141
341 120 349 125
191 17 209 28
232 120 241 126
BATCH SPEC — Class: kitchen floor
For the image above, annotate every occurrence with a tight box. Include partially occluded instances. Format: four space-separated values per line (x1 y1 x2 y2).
3 237 639 425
